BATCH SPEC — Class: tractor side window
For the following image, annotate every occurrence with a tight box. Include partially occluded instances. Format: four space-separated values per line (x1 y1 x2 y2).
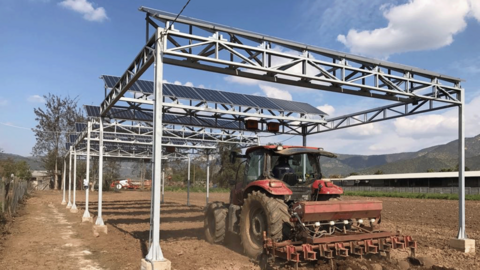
244 150 265 184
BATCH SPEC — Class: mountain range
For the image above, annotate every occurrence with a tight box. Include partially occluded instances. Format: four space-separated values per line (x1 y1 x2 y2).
2 134 479 177
321 134 480 176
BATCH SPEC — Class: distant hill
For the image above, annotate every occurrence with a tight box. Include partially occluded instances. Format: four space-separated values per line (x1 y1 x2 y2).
0 153 44 170
322 134 480 176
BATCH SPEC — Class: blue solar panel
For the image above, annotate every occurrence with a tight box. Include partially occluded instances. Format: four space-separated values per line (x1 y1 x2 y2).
248 96 282 110
85 105 100 117
164 84 202 100
194 87 231 104
103 75 119 88
269 98 306 113
75 123 87 132
217 91 257 107
136 80 154 94
290 101 325 115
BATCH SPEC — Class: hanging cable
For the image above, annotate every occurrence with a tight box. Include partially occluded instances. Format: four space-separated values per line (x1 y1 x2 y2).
167 0 192 32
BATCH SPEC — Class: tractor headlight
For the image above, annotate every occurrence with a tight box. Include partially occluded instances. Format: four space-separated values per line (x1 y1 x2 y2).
329 221 335 226
370 218 376 223
314 222 321 227
343 220 349 225
357 219 363 224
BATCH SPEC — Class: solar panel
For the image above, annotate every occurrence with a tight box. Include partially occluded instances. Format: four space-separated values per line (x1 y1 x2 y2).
290 101 326 115
75 123 87 132
248 95 282 110
135 79 154 94
110 108 134 120
164 84 203 100
194 87 231 104
70 135 77 143
85 105 100 117
219 91 258 107
269 98 306 113
103 75 119 88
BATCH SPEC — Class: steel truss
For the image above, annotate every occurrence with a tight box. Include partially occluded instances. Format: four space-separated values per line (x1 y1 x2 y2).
92 6 468 263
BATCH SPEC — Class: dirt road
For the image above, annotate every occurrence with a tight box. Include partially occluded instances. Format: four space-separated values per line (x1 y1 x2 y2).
0 190 478 270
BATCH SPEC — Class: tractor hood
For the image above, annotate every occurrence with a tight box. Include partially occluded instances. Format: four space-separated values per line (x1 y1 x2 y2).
274 148 337 158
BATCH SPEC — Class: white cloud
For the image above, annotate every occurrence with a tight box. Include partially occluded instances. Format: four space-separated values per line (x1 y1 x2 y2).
184 82 194 87
224 76 259 85
59 0 108 22
28 95 45 103
469 0 480 21
259 85 292 100
317 104 335 116
394 95 480 139
173 81 182 85
337 0 476 58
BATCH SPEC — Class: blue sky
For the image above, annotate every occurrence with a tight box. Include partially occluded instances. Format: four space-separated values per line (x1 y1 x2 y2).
1 0 479 157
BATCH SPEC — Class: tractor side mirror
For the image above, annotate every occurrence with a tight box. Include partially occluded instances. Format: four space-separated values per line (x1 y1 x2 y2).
230 151 247 163
230 151 237 164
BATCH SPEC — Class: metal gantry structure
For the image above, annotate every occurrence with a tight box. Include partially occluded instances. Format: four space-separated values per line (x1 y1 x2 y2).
62 112 260 227
63 6 469 265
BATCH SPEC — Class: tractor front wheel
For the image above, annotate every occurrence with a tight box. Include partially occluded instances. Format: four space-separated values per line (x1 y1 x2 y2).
204 202 228 244
114 183 122 191
239 191 291 259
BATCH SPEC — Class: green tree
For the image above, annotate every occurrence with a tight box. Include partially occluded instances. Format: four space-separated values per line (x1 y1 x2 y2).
426 169 435 172
15 161 32 180
374 170 383 175
349 172 359 176
0 158 16 178
103 159 120 191
32 94 84 190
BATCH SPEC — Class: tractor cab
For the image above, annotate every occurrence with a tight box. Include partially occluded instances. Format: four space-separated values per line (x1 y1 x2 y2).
230 145 342 205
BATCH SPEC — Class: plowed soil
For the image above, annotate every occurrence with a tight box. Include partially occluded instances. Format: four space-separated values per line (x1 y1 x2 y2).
0 190 478 270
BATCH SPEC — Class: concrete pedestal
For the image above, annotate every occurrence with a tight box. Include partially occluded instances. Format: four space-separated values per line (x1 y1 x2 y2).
66 204 72 209
449 238 475 253
70 208 79 213
61 201 67 205
141 259 171 270
82 216 93 223
93 225 108 235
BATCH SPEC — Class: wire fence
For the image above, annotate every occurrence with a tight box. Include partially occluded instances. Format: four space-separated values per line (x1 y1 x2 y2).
1 177 32 217
342 186 480 195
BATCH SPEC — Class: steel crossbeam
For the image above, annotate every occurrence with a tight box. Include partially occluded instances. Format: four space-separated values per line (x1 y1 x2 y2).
139 7 463 106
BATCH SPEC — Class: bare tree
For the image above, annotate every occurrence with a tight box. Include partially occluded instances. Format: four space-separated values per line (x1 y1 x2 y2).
32 94 84 190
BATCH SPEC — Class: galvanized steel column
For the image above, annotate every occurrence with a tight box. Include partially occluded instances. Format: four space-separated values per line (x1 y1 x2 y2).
71 148 77 211
457 91 466 239
161 170 165 204
187 154 190 206
61 158 66 204
206 152 210 205
83 122 92 220
95 120 105 226
67 147 73 208
146 28 165 262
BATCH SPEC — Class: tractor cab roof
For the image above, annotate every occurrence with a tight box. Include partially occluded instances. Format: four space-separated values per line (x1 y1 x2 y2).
246 145 337 158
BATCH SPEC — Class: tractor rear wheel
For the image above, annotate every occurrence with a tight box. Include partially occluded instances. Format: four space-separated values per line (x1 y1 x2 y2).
240 191 291 259
204 202 228 244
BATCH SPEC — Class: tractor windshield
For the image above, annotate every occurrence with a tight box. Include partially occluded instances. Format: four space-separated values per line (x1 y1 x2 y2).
270 153 321 185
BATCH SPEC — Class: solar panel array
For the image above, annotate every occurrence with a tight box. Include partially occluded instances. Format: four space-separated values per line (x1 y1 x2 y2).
84 105 244 129
102 75 326 115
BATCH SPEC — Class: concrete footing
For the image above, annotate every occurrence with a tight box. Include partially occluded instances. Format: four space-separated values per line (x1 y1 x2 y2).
141 259 171 270
70 207 78 213
66 203 72 209
61 201 67 205
449 238 475 253
82 216 93 223
93 225 108 235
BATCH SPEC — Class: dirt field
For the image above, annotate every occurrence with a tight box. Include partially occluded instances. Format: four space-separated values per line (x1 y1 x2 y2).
0 190 478 270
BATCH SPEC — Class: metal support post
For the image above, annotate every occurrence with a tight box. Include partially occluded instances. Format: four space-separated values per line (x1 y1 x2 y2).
96 119 105 226
83 122 92 221
187 153 191 206
67 147 73 208
206 152 210 205
61 158 66 205
161 169 165 204
146 28 165 262
302 131 307 181
70 148 78 212
457 91 466 239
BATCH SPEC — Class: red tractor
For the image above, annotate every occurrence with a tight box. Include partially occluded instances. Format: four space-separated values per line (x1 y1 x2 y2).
204 145 416 267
